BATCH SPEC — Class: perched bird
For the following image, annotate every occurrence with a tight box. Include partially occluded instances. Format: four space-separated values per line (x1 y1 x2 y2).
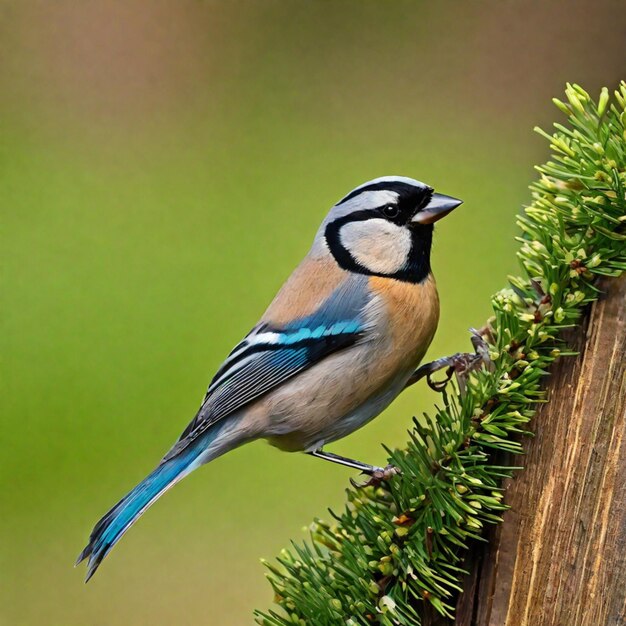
77 175 462 581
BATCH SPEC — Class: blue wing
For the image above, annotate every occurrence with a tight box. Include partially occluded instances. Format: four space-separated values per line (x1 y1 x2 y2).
162 275 372 461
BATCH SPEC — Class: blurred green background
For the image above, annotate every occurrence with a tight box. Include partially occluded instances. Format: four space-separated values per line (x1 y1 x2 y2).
1 1 623 624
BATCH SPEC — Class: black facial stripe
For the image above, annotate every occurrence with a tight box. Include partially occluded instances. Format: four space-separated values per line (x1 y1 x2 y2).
403 225 433 283
336 181 432 207
324 210 380 277
334 208 381 222
325 213 433 284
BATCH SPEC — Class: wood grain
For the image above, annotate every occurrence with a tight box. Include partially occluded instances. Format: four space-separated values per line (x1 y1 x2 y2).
456 274 626 626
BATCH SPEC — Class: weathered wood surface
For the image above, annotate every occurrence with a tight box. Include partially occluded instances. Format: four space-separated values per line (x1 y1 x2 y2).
456 274 626 626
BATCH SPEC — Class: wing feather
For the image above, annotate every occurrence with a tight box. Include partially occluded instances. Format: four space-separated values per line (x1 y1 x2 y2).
162 274 371 462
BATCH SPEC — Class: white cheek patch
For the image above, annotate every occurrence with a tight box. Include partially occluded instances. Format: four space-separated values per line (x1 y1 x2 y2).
339 219 412 275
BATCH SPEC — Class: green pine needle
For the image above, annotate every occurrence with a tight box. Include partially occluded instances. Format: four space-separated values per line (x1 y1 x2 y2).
254 83 626 626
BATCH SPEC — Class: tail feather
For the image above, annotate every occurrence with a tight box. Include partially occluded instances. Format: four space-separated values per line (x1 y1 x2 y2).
77 439 205 582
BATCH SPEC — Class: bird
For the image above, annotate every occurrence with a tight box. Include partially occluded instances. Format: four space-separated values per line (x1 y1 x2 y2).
76 175 462 581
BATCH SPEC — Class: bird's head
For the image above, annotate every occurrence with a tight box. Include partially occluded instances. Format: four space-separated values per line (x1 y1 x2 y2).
317 176 462 283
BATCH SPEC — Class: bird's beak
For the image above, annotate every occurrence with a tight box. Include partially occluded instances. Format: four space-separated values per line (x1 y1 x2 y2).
411 193 463 225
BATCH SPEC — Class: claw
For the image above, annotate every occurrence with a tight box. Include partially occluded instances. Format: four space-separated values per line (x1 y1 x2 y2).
350 464 401 488
406 328 494 396
426 368 454 392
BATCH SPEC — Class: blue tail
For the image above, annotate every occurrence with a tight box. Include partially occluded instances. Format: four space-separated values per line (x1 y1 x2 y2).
77 434 210 582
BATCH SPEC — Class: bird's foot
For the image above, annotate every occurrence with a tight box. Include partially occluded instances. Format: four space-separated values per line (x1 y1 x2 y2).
407 328 493 394
350 464 401 488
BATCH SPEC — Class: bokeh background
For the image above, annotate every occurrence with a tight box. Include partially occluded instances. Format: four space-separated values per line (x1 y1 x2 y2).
1 1 624 624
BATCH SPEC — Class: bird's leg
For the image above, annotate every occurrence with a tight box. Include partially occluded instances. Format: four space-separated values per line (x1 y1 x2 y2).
307 449 400 488
406 328 493 395
308 449 377 473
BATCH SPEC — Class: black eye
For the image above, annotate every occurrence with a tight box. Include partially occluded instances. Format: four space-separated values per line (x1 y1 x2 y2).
382 204 400 219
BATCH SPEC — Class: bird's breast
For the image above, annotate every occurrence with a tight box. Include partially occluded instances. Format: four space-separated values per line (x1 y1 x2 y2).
366 272 440 370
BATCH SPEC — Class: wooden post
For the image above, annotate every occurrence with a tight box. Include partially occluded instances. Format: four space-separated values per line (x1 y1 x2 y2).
455 275 626 625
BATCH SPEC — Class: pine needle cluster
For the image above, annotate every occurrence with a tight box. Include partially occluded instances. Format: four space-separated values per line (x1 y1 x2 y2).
255 84 626 626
